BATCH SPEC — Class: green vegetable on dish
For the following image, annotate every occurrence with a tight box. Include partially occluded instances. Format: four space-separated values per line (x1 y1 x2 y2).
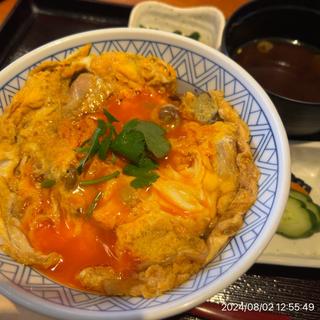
277 189 320 238
188 31 201 41
139 25 201 41
173 30 201 41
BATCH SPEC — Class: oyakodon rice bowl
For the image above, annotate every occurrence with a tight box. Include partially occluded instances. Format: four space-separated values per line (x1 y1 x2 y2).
0 28 290 320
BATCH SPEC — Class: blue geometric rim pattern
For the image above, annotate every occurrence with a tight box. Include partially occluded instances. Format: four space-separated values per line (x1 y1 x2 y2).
0 39 278 312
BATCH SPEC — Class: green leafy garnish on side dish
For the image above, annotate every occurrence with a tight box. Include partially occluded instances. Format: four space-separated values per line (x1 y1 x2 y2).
188 31 201 41
139 26 201 41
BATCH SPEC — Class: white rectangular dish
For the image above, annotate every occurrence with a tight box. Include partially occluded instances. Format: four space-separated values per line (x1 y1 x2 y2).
128 1 225 49
258 141 320 268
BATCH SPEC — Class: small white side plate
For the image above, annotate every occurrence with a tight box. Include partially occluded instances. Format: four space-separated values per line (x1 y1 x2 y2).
258 141 320 268
128 1 225 49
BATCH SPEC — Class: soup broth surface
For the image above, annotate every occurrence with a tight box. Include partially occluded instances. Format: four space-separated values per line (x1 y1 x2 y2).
232 37 320 103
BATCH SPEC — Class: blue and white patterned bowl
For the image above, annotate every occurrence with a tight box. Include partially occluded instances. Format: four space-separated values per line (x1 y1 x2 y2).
0 28 290 320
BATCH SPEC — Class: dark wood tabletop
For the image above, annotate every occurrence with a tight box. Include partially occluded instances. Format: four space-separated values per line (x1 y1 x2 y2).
0 1 319 320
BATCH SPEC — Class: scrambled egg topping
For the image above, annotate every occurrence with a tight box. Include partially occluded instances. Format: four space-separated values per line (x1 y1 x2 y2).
0 45 259 297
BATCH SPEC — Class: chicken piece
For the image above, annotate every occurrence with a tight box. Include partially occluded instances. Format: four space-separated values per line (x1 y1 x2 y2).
89 52 176 97
78 256 202 298
0 178 61 268
66 72 112 116
214 136 240 214
116 210 208 267
68 73 95 107
204 91 259 264
0 143 19 178
78 266 140 294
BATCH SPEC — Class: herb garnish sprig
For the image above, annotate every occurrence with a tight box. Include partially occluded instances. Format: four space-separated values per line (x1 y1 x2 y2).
76 109 118 174
110 119 170 188
85 191 103 218
79 171 120 186
75 110 171 188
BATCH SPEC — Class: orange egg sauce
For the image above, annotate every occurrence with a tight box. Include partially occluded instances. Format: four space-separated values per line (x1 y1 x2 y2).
27 90 176 290
106 90 169 131
30 218 120 288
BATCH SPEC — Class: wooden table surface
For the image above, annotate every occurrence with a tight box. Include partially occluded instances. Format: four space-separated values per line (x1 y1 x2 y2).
0 0 17 24
0 1 319 320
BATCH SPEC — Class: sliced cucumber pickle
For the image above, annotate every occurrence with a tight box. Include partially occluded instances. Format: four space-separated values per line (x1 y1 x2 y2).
277 197 317 239
289 190 311 203
290 190 320 231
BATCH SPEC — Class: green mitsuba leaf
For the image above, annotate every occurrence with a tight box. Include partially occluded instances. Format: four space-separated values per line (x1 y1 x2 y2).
76 111 170 189
124 163 159 189
77 127 102 174
134 120 171 159
98 136 111 160
111 129 145 163
130 172 159 188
